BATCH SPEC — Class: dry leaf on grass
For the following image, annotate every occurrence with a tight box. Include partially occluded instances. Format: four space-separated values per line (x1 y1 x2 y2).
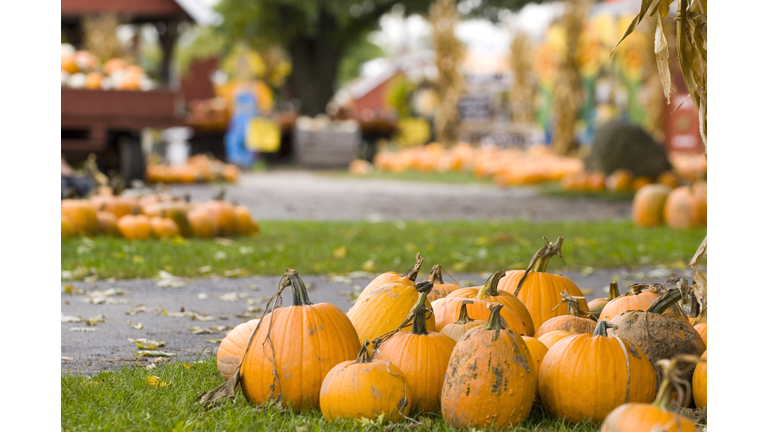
146 375 171 387
62 284 85 295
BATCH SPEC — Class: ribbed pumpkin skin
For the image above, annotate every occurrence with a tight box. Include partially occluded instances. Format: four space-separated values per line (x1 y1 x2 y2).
447 287 535 336
521 336 548 399
432 297 527 336
599 290 669 321
217 319 260 380
441 326 536 428
241 304 361 410
534 315 596 338
498 271 587 332
664 187 696 229
320 358 412 421
539 333 657 422
375 332 456 412
632 184 672 227
439 320 484 341
694 323 707 347
360 273 414 298
536 330 573 349
692 350 707 409
427 282 462 303
600 403 698 432
347 282 434 344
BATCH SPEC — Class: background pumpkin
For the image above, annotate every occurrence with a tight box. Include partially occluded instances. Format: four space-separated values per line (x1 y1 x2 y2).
116 212 151 241
692 350 707 409
631 183 671 227
61 199 99 236
588 281 620 319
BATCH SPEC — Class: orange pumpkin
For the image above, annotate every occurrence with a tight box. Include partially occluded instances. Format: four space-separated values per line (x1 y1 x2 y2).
690 181 707 227
692 350 707 409
521 336 548 399
586 172 606 191
656 171 678 189
534 292 596 338
149 214 180 239
62 214 76 238
663 186 697 229
536 330 573 349
348 159 373 176
84 72 102 89
588 280 621 318
441 304 537 429
359 253 424 297
217 319 260 380
497 237 588 332
117 212 152 241
96 210 118 236
694 323 707 348
631 176 654 191
143 198 193 237
423 265 462 302
187 207 216 238
599 283 680 321
438 300 485 341
104 58 127 75
632 184 672 227
240 270 361 410
61 199 99 236
234 204 259 236
606 169 633 192
222 164 240 183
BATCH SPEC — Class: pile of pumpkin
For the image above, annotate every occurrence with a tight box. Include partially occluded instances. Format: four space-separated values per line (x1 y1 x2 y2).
61 44 155 91
145 154 240 184
61 189 259 240
211 238 706 430
560 168 685 193
632 181 707 229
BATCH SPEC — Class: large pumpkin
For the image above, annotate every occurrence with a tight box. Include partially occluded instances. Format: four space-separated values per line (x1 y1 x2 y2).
692 350 707 409
534 292 596 338
359 253 424 297
438 300 485 341
320 342 412 422
423 265 462 302
539 321 657 422
443 270 534 336
61 199 99 236
497 237 588 332
240 270 360 410
441 304 537 429
373 293 456 413
632 183 672 227
217 319 260 380
347 281 435 344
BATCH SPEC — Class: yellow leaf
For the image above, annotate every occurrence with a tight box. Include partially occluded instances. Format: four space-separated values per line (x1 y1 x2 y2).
362 260 375 272
146 375 170 387
332 246 347 259
133 255 145 264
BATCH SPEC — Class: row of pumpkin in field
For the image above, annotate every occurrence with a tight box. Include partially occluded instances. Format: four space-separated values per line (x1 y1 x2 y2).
61 189 259 240
211 239 706 430
145 154 240 184
633 181 707 229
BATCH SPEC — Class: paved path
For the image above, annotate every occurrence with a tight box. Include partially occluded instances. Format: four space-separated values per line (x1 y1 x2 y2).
167 170 631 221
61 266 693 375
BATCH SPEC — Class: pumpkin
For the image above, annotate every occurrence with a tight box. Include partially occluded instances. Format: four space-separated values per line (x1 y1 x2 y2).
90 193 137 219
96 210 118 236
521 336 548 399
497 237 588 332
586 172 606 191
539 321 657 423
374 292 457 413
217 319 260 380
61 199 99 236
439 300 485 341
117 211 152 241
609 287 706 386
692 350 707 409
657 171 678 189
320 341 412 421
62 214 76 238
441 304 537 429
606 169 633 192
143 197 193 237
601 355 700 432
632 184 672 227
423 265 461 302
663 186 697 229
348 159 373 176
202 190 237 236
104 58 126 75
149 214 180 239
536 330 574 349
444 270 534 336
694 323 707 348
347 281 435 344
589 280 621 318
222 164 240 183
240 270 361 410
534 292 596 338
630 176 654 191
187 207 216 238
599 282 682 321
234 203 259 236
85 72 102 89
690 181 707 227
359 253 424 297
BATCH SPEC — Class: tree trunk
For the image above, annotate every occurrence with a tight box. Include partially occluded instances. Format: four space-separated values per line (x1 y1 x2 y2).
286 11 342 116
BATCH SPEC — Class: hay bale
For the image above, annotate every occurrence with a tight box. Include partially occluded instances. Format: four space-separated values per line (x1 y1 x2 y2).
585 121 672 178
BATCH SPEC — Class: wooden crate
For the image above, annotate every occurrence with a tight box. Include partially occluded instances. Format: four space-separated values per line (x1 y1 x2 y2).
293 128 361 167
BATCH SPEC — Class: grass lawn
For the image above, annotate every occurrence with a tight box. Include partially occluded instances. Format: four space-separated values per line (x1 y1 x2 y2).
61 356 606 432
62 220 706 279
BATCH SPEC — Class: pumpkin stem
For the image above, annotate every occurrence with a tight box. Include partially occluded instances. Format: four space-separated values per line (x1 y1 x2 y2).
131 206 140 216
483 304 506 331
455 300 475 325
689 292 700 318
608 281 620 300
647 288 683 315
424 264 444 284
354 340 373 364
651 354 705 411
551 292 589 317
513 236 565 296
477 270 505 299
401 253 424 282
285 269 313 306
410 283 432 335
592 320 616 337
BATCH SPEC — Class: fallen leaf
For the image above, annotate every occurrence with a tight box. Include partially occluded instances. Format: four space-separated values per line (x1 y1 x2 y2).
62 284 85 295
206 338 224 344
129 338 165 350
85 314 107 326
69 327 97 332
224 269 247 278
181 363 194 369
214 237 234 246
61 314 83 323
332 246 347 258
61 356 73 361
362 260 375 272
188 326 217 335
125 305 163 316
197 293 209 300
247 284 260 291
132 255 145 264
210 325 232 332
146 375 171 387
213 251 227 261
136 350 176 357
247 305 264 313
218 292 249 302
157 279 187 288
239 246 254 254
127 320 144 329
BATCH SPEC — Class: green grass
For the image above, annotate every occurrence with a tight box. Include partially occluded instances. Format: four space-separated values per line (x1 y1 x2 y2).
61 356 604 431
535 183 636 201
322 169 495 185
62 220 706 279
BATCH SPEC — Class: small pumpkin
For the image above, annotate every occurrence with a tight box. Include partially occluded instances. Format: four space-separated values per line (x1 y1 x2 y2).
149 213 180 239
599 282 682 321
694 323 707 348
374 291 457 413
423 265 461 302
663 186 697 229
233 202 259 236
320 341 412 421
187 207 216 238
497 237 588 332
656 171 678 189
96 209 118 236
116 209 152 241
202 190 237 236
222 164 240 183
217 319 260 380
240 269 361 410
632 183 671 227
588 281 621 319
539 320 657 422
606 169 633 192
441 304 537 429
439 300 484 341
143 196 193 237
536 330 573 349
521 336 548 399
630 176 654 191
692 350 707 409
360 253 424 297
534 292 596 337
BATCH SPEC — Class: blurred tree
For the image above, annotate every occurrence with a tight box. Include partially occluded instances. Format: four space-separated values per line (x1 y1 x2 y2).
337 32 387 84
214 0 545 116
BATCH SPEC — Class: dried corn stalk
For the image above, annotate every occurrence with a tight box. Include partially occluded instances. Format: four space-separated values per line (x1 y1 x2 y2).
640 18 666 141
552 0 591 155
429 0 464 146
509 32 536 123
82 13 125 63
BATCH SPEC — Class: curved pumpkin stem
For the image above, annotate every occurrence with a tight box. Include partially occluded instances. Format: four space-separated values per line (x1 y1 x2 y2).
355 340 373 364
689 291 700 318
454 300 475 325
513 236 565 296
409 282 433 335
131 206 140 216
647 287 683 315
551 292 589 317
608 281 620 301
592 320 616 337
477 270 505 299
483 304 505 331
424 264 444 284
285 269 313 306
401 253 424 282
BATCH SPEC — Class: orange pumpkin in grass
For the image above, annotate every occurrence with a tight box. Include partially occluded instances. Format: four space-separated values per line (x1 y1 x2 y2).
690 181 707 227
240 270 360 410
234 203 260 236
96 210 118 236
187 207 216 238
663 186 697 229
117 211 152 240
90 193 137 219
606 169 633 192
143 198 193 237
149 214 180 239
217 319 260 380
534 292 596 338
632 183 671 227
423 265 462 302
62 214 76 238
497 237 588 332
586 172 606 191
61 199 99 236
443 270 534 336
200 190 237 236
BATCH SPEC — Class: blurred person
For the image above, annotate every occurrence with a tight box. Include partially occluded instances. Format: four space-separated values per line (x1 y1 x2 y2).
224 55 260 168
61 154 94 199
